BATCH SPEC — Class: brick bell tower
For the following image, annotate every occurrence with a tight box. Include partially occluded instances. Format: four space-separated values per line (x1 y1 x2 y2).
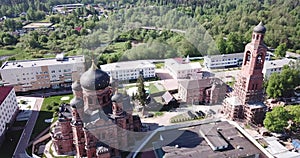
234 22 267 105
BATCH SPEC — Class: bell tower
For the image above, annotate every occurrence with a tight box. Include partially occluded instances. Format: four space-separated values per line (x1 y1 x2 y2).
234 22 267 104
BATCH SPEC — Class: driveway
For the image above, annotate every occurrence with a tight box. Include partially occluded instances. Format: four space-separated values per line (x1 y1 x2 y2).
13 97 44 158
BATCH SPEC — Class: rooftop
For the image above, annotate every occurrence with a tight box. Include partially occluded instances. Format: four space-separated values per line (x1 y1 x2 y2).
205 53 244 60
23 22 54 29
246 102 266 109
165 58 201 71
0 86 13 105
224 96 242 106
101 60 155 71
264 58 295 69
157 121 267 158
0 56 84 70
199 123 228 151
179 77 223 90
264 137 300 158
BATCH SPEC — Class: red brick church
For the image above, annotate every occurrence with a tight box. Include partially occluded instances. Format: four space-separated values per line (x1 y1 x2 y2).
222 22 268 125
50 62 142 157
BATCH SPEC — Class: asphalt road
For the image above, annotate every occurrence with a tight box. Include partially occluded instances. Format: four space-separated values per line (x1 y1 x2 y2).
13 98 44 158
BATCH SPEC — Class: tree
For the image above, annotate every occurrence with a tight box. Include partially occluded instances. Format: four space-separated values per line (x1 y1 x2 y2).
274 43 287 57
136 73 147 106
216 35 226 54
266 65 300 99
286 105 300 125
124 41 132 50
263 106 291 133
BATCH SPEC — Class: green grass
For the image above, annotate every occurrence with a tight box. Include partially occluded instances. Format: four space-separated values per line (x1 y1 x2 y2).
154 62 164 68
190 59 204 64
149 83 164 94
0 47 20 56
30 94 73 141
154 111 164 117
105 42 128 54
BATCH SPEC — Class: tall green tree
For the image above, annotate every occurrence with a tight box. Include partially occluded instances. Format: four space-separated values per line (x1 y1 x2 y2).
274 43 287 57
263 106 291 133
216 35 226 54
266 63 300 99
137 73 146 106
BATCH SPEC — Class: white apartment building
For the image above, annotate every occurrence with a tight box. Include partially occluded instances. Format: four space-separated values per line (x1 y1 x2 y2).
101 60 156 80
203 53 244 69
0 55 85 92
164 58 201 79
0 86 18 145
263 58 295 78
204 52 272 69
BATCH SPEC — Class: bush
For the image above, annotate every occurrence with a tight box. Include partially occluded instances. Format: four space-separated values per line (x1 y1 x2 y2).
53 107 59 112
4 46 15 50
53 112 58 118
38 50 49 54
31 54 44 58
20 100 26 104
154 112 164 117
46 105 53 111
51 102 59 106
7 56 16 61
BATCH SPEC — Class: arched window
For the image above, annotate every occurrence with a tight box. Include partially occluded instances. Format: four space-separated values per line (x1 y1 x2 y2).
256 35 259 40
256 54 262 64
244 51 251 65
102 96 106 104
88 97 93 104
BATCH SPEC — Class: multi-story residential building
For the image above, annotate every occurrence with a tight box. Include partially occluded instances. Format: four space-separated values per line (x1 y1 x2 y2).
52 3 84 13
178 77 227 105
0 55 85 92
101 60 155 81
203 53 244 69
222 22 268 125
164 57 201 79
204 52 271 69
0 86 18 145
262 58 295 78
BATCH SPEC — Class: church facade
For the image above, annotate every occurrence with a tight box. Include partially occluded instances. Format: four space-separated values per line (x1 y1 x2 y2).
222 22 268 125
50 62 142 157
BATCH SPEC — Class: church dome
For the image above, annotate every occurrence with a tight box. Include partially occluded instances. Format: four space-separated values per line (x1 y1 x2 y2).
111 93 123 102
70 97 84 108
72 80 82 91
253 22 266 34
80 62 110 90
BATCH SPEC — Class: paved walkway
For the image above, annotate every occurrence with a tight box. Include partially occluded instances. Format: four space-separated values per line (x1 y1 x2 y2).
13 97 44 158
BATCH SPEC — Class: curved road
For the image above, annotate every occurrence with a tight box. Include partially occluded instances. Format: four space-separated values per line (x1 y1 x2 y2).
13 98 44 158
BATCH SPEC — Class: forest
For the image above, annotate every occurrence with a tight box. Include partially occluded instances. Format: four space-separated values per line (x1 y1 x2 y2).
0 0 299 64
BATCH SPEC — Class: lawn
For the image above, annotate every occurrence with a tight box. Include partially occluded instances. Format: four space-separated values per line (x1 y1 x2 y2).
190 59 204 64
149 83 163 94
125 83 164 95
154 62 164 68
0 47 20 56
30 94 73 141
